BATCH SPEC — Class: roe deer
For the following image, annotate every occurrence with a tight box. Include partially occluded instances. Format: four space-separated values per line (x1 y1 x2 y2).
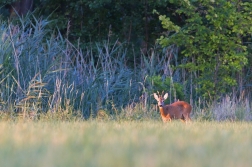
154 92 192 123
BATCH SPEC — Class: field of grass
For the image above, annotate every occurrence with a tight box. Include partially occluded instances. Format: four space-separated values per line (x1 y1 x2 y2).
0 120 251 167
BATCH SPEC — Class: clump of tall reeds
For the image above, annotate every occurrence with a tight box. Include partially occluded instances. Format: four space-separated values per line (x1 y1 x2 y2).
193 95 252 121
0 15 177 121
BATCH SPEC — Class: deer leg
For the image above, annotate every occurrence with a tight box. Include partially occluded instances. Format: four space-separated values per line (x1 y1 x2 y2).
182 113 191 122
180 119 186 123
162 114 172 123
180 114 191 123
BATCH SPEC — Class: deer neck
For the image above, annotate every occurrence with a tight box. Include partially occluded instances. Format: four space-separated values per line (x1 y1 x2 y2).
159 106 167 117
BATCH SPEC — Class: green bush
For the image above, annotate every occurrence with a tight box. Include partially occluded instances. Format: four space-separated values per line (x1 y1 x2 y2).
149 75 184 102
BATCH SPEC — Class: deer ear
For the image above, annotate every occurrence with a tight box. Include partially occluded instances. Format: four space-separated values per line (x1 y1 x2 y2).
153 93 159 101
163 93 168 100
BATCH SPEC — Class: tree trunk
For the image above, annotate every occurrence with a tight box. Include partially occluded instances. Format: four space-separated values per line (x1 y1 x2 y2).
9 0 33 18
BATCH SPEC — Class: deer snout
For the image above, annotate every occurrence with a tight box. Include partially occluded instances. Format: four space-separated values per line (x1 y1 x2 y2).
158 101 164 107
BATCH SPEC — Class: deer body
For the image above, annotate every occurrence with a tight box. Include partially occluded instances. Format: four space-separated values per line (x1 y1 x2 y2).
154 93 192 122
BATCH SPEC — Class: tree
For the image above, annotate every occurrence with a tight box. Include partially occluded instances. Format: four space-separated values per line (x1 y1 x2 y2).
158 0 252 100
1 0 33 18
32 0 174 49
0 0 176 52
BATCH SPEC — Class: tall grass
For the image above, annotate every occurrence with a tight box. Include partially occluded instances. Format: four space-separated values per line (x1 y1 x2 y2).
0 15 251 121
0 16 173 120
193 95 252 121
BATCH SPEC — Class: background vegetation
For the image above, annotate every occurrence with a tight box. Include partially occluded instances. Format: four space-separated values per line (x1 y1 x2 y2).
0 1 251 166
0 0 251 121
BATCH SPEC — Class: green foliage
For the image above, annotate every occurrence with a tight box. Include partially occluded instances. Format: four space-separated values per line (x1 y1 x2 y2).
158 0 252 99
149 75 184 101
159 15 180 33
31 0 173 49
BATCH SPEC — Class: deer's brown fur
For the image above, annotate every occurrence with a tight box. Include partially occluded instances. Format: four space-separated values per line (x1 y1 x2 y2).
154 93 192 123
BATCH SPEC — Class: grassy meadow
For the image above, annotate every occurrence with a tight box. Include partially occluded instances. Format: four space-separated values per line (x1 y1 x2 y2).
0 120 252 167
